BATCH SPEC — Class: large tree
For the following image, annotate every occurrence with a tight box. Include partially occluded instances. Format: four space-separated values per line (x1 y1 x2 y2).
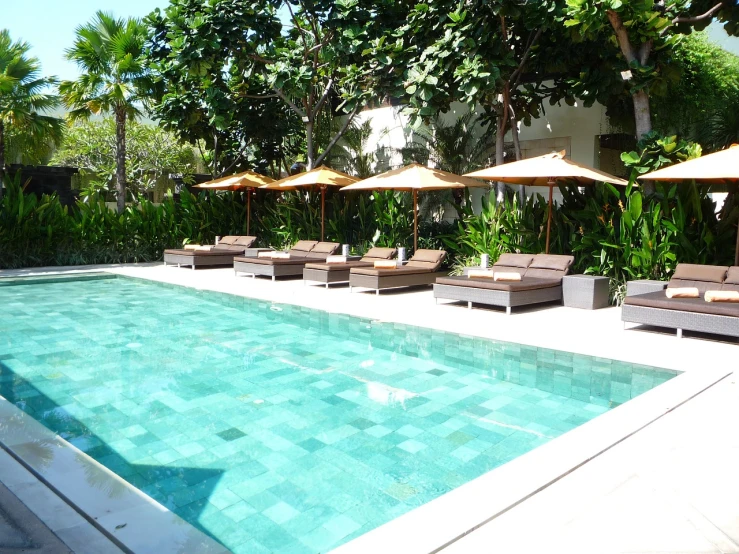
147 0 385 174
564 0 739 142
0 30 63 202
60 11 154 214
339 0 570 200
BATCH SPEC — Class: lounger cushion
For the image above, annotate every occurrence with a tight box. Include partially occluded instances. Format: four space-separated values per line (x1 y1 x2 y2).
164 248 243 257
219 236 239 245
529 254 574 272
725 267 739 284
292 240 318 252
361 247 396 261
234 256 312 266
351 266 442 277
623 290 739 317
304 261 374 272
436 276 560 291
495 254 534 268
490 265 527 277
672 263 728 283
311 242 341 254
233 236 257 247
212 244 246 252
406 249 446 270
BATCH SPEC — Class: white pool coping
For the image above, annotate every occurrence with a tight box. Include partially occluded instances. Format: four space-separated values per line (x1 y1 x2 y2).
0 398 229 554
1 262 736 553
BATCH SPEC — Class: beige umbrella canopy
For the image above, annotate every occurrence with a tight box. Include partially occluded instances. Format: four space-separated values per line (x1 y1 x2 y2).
641 144 739 264
194 170 274 235
261 166 359 241
340 163 487 251
465 151 629 253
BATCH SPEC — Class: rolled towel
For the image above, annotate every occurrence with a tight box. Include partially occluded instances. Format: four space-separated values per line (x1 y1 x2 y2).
494 272 522 282
271 252 291 259
468 269 495 279
374 260 397 269
326 255 347 264
705 290 739 303
257 251 274 258
665 287 699 299
184 244 213 251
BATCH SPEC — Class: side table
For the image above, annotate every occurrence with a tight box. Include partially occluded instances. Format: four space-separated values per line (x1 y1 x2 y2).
626 279 668 297
562 275 610 309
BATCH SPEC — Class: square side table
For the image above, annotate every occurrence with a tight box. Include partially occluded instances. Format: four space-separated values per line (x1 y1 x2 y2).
562 275 610 310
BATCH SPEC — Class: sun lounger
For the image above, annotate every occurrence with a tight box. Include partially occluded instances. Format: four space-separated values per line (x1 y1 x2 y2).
622 264 739 338
163 236 257 270
303 247 397 288
348 249 447 295
233 241 340 280
433 253 574 314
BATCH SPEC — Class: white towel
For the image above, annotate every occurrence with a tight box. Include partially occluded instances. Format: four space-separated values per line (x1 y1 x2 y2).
467 269 495 279
494 272 522 282
374 260 397 269
326 255 347 264
665 287 699 299
704 290 739 303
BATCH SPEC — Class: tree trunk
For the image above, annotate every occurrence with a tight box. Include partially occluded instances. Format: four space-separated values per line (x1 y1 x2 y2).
115 108 127 214
508 98 525 202
306 120 314 170
0 120 5 204
495 113 506 204
632 89 655 194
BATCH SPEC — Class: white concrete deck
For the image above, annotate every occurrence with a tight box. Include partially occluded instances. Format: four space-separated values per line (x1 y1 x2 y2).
2 262 738 553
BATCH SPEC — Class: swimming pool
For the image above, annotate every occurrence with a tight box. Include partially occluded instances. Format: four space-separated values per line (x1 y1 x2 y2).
0 276 678 553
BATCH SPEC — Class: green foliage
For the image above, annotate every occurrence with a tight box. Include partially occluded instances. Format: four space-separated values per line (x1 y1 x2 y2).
620 132 702 183
0 29 63 173
50 119 196 200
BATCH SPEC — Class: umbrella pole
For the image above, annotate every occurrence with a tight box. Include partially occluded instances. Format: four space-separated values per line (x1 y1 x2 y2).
413 189 418 252
545 179 554 255
246 189 251 236
321 186 326 242
735 219 739 266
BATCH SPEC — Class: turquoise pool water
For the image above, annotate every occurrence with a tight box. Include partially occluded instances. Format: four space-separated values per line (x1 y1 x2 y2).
0 276 677 553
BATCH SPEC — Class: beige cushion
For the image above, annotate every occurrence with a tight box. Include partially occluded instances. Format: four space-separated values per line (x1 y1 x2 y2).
468 269 495 279
411 249 446 264
665 287 700 299
673 263 728 283
233 236 257 247
362 247 396 260
494 272 522 282
374 260 397 269
292 240 318 252
311 242 340 254
529 255 574 271
725 267 739 285
705 290 739 302
496 254 534 268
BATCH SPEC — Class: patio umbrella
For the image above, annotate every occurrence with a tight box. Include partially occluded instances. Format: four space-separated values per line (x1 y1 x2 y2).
465 151 629 254
194 170 274 235
340 163 487 251
641 144 739 264
261 166 359 241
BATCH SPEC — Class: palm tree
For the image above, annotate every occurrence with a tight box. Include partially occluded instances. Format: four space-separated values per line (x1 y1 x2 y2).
59 11 153 213
0 30 63 202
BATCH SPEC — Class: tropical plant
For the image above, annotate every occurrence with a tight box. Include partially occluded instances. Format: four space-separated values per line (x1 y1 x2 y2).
60 11 154 214
0 29 64 201
620 132 702 184
50 119 196 201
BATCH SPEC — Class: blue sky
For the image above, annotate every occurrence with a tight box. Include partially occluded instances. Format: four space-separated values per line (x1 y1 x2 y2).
3 0 169 81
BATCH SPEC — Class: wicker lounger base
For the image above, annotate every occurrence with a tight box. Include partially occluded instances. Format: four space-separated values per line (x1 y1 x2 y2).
349 271 446 295
163 252 240 270
234 260 306 280
621 304 739 339
433 283 562 315
303 267 352 288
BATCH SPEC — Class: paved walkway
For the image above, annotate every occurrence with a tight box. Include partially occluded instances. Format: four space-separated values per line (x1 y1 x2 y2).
1 262 737 553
